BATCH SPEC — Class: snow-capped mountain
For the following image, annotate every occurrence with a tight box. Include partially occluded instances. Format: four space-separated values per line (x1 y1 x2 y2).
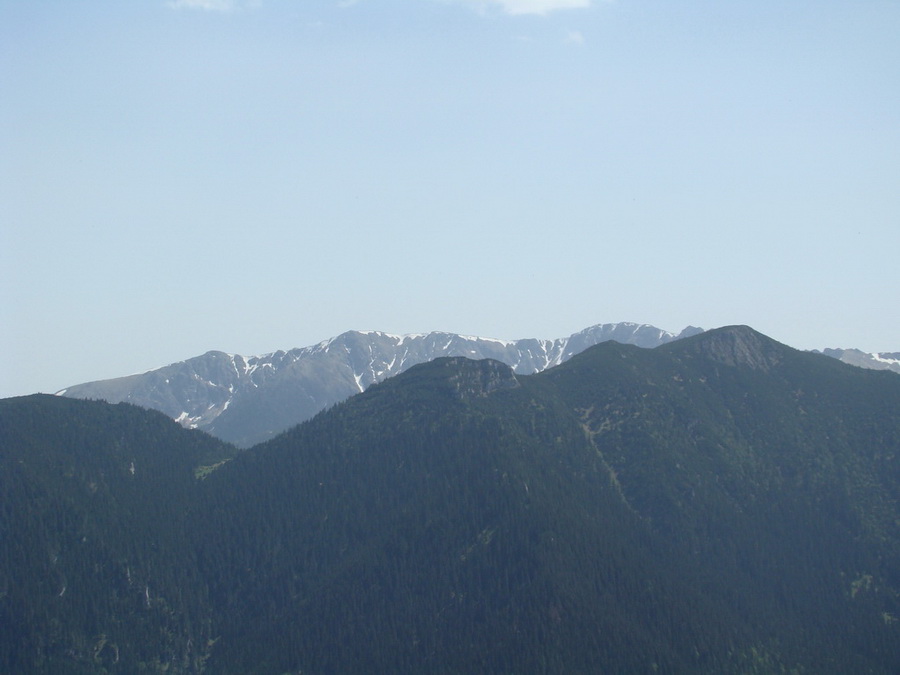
815 348 900 375
57 322 703 447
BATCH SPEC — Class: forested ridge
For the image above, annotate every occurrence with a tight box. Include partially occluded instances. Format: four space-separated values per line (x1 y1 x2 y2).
2 326 899 673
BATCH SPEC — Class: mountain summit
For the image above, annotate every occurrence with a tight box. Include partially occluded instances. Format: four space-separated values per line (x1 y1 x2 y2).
672 324 786 370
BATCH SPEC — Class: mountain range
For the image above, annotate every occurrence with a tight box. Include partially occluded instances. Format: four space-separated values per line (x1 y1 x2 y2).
56 322 704 447
3 325 899 673
55 322 899 448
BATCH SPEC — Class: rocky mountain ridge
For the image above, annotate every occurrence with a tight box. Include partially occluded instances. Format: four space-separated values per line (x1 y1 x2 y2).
57 322 702 446
55 320 896 447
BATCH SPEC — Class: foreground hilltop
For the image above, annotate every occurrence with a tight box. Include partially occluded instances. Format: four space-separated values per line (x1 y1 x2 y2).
4 325 899 673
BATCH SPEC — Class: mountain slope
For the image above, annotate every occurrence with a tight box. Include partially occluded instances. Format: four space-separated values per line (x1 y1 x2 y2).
5 326 900 673
537 326 900 671
196 357 727 673
58 322 702 447
0 396 236 673
195 326 900 673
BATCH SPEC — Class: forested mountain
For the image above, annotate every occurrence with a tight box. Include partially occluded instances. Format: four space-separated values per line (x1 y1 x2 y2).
0 396 236 672
57 322 703 447
3 325 900 673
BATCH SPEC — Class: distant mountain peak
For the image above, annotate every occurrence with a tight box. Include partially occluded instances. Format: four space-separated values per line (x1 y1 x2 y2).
817 347 900 375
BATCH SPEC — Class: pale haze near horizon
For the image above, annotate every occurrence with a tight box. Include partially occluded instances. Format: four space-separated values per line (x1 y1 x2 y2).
1 0 898 400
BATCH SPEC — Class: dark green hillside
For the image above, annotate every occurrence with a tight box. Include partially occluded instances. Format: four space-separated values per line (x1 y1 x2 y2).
198 358 721 672
0 395 235 673
195 333 900 673
539 326 900 671
2 326 899 673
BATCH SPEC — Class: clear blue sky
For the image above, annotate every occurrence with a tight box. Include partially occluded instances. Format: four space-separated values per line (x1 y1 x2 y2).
2 0 898 398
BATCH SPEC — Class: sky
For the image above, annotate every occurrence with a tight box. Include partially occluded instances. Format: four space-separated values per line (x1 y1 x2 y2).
1 0 898 399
